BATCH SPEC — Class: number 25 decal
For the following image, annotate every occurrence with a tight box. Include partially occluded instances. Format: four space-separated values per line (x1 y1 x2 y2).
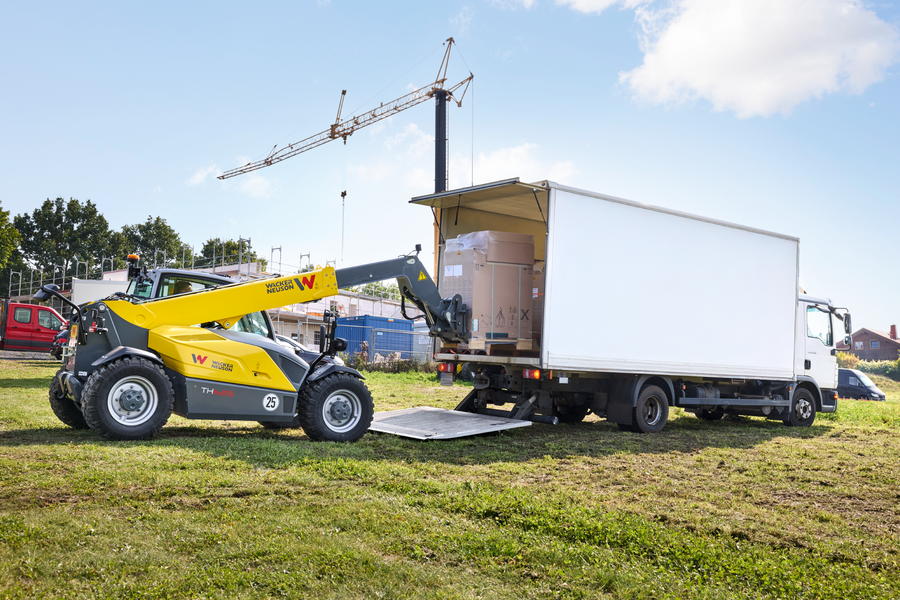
263 394 280 412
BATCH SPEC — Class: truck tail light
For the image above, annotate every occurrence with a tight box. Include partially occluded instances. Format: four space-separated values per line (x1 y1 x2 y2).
437 363 455 373
523 369 541 380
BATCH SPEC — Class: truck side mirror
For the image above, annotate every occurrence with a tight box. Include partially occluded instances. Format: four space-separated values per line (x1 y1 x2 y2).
844 314 851 334
34 284 60 302
844 335 852 347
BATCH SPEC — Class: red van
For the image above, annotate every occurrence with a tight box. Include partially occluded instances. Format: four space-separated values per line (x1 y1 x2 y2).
0 300 67 352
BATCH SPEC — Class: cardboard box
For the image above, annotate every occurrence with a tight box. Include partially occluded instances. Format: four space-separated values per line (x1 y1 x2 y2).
441 231 534 349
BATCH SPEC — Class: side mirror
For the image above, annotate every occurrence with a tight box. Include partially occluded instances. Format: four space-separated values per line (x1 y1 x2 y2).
332 337 348 353
34 283 60 302
844 335 852 347
843 314 852 335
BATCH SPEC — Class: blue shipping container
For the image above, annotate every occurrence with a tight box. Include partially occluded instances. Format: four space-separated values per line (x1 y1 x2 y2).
336 315 414 358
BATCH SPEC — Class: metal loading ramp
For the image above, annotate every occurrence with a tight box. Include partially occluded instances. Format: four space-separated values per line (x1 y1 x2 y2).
369 407 532 440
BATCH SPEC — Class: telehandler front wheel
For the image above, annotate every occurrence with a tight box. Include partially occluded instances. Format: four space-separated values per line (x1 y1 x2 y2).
297 373 374 442
81 357 174 441
49 369 88 429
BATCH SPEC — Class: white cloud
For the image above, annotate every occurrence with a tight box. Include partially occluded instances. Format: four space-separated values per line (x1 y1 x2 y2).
617 0 900 118
384 123 432 157
186 164 220 186
153 185 162 193
452 7 474 34
490 0 535 8
555 0 645 14
236 173 280 199
451 143 578 188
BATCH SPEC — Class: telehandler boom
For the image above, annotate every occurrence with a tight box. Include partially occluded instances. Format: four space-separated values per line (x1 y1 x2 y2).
36 252 468 442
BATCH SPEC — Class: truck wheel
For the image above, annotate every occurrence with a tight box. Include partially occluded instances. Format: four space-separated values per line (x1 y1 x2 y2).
49 370 88 429
81 357 174 441
630 385 669 433
297 373 374 442
784 389 816 427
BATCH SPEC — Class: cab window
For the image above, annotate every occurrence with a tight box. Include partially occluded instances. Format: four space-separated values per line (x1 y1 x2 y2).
159 276 219 297
38 310 63 330
13 307 31 324
232 312 271 338
806 306 832 346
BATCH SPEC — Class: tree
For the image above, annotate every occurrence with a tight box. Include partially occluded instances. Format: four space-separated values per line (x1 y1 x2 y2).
0 200 20 269
198 238 266 271
120 216 182 268
13 197 114 277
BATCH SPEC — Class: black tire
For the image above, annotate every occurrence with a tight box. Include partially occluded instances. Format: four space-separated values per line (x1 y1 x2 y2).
49 369 88 429
629 385 669 433
457 364 474 382
297 373 374 442
81 357 174 441
695 407 725 421
258 416 301 430
784 388 816 427
553 403 590 424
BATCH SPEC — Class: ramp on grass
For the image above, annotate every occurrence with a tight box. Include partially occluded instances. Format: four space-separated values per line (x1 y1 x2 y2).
369 406 531 440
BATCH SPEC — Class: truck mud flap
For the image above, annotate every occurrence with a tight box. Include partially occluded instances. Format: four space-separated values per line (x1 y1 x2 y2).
607 378 639 425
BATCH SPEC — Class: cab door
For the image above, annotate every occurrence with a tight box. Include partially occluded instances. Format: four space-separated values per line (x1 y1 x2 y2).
3 305 35 349
805 305 837 389
34 309 64 351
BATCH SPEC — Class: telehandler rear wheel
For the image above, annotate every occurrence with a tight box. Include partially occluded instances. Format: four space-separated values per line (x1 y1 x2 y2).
49 369 88 429
297 373 374 442
81 357 174 441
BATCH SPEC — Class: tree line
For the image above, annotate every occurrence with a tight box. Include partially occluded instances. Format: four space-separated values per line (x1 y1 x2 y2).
0 197 263 297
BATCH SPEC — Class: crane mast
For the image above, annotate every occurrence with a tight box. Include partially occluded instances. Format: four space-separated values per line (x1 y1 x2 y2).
218 39 473 181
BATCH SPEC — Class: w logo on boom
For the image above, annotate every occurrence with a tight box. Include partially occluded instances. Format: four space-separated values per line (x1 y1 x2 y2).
192 354 208 365
293 275 315 290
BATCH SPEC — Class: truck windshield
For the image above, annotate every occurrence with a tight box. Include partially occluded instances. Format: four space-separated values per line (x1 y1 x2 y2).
806 306 832 346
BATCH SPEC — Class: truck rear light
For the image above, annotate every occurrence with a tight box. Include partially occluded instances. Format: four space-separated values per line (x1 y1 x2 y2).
523 368 541 380
437 363 455 373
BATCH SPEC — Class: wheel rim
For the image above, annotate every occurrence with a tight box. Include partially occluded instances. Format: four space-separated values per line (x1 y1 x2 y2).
642 395 663 426
322 389 362 433
107 375 158 427
795 397 813 421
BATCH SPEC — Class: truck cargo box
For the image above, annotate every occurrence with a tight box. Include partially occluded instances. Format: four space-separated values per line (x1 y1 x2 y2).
413 179 799 381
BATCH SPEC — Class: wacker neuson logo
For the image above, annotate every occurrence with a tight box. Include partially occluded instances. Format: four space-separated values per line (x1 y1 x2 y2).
192 354 234 372
265 275 316 295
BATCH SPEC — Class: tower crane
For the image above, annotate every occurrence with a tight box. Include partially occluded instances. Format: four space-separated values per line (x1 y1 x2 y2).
218 38 473 194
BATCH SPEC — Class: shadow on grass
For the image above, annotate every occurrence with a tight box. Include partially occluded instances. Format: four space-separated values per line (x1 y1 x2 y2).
0 377 60 390
0 412 832 469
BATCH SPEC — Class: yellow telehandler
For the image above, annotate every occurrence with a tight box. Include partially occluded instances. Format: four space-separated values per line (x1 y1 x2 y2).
35 250 468 442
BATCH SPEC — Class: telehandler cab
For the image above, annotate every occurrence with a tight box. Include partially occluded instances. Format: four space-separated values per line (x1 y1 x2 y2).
35 251 469 442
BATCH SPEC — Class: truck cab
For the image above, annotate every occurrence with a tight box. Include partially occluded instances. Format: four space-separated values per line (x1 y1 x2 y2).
797 294 851 407
0 299 67 352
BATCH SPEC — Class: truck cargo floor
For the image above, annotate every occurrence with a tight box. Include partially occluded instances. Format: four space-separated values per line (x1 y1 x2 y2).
369 407 532 440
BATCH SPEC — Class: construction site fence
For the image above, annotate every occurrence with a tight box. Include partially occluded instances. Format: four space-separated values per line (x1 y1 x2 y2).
333 325 436 365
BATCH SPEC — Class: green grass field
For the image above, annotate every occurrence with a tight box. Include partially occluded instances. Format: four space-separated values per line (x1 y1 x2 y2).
1 357 899 599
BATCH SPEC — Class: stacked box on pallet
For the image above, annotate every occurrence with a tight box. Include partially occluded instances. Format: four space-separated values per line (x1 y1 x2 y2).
440 231 534 351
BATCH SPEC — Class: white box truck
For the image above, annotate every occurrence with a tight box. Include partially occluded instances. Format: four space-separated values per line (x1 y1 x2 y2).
411 179 852 432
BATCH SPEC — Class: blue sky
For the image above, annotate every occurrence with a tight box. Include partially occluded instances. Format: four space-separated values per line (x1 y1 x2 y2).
2 0 898 332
